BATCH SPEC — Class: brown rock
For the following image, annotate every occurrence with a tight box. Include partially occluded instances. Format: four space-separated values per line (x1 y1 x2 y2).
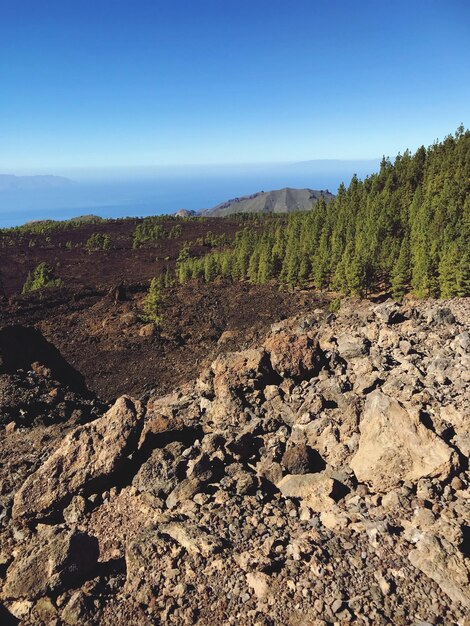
246 572 270 601
31 361 52 378
159 521 223 557
264 331 322 379
86 487 163 562
409 532 470 608
132 446 182 497
139 323 155 338
208 348 271 422
2 528 99 600
212 348 270 393
217 330 238 345
350 391 454 491
336 334 369 360
281 443 320 474
165 478 201 510
276 473 336 512
13 396 143 522
124 528 164 606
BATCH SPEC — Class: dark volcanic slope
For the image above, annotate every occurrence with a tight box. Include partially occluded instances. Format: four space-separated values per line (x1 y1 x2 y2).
203 187 334 216
0 216 326 401
0 217 241 297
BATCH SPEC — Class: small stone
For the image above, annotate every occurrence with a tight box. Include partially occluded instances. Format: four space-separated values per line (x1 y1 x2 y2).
331 598 344 613
246 572 270 601
63 496 86 525
450 476 464 491
264 385 280 401
139 323 156 337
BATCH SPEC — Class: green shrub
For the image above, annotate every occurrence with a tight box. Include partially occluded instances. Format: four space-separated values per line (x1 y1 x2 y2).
85 232 110 251
133 220 165 248
142 275 165 325
168 224 182 239
22 263 62 294
328 298 341 314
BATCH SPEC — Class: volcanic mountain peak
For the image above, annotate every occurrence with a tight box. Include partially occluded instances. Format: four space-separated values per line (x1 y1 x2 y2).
202 187 334 216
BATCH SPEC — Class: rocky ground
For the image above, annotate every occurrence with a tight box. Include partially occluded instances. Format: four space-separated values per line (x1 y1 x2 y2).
0 297 469 625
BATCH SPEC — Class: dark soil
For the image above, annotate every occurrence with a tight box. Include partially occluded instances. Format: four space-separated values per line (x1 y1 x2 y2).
0 217 327 401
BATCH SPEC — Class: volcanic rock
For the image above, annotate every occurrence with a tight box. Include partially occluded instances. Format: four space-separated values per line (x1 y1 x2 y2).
350 391 455 491
13 396 143 522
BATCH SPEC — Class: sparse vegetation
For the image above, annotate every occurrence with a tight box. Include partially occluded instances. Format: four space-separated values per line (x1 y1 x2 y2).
85 232 111 251
22 262 62 294
142 275 166 325
196 231 230 248
168 224 182 239
0 215 106 236
133 218 184 248
328 298 341 314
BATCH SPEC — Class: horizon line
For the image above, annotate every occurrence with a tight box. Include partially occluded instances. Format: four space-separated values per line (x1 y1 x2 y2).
0 157 381 175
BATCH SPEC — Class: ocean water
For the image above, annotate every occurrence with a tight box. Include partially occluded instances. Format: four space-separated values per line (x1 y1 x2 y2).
0 160 379 228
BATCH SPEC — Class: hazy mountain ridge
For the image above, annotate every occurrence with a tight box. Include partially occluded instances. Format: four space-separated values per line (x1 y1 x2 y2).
201 187 334 216
0 174 72 191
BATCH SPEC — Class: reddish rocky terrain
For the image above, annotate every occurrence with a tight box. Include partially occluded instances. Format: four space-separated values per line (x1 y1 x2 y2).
0 219 469 625
0 293 469 625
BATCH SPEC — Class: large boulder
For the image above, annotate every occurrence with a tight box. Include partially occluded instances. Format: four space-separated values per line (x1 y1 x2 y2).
336 333 369 360
206 348 271 422
132 444 184 497
350 391 455 491
211 348 271 396
408 533 470 608
2 527 99 600
264 331 322 379
13 396 143 522
439 403 470 457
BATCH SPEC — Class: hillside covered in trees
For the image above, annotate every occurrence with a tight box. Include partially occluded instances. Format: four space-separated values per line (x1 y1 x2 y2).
176 127 469 300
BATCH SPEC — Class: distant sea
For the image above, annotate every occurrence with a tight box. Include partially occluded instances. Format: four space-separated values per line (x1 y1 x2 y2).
0 160 379 228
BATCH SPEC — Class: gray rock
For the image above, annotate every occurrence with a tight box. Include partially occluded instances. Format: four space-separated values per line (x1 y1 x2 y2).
336 334 369 360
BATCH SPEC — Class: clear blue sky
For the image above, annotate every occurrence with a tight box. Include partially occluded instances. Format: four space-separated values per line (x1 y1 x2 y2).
1 0 469 170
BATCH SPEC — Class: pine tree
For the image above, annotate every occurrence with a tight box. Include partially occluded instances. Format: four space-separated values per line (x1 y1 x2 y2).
143 275 165 325
247 246 260 283
204 254 218 282
456 249 470 297
438 242 460 297
257 245 273 284
346 253 365 296
164 266 174 288
165 126 469 300
22 262 62 294
391 235 411 301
